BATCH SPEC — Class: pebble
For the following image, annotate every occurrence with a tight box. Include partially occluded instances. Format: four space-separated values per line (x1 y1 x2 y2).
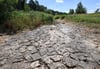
30 61 40 68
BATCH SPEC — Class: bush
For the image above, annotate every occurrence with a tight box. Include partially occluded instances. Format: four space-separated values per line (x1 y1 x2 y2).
0 0 17 24
61 16 65 20
0 11 53 34
69 9 74 14
54 16 60 19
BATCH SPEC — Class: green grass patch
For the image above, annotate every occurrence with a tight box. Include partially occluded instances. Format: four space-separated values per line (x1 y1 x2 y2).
54 15 60 19
65 14 100 29
0 11 53 34
54 15 66 20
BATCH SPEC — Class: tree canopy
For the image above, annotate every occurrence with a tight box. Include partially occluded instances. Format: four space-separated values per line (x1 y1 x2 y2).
75 2 87 14
69 9 74 14
95 8 100 13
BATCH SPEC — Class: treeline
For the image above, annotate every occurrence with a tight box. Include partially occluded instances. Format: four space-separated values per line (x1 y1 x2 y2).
69 2 87 14
28 0 66 15
17 0 66 14
1 0 63 34
68 2 100 14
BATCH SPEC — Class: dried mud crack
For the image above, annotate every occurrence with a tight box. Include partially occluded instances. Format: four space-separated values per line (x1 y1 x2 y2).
0 22 100 69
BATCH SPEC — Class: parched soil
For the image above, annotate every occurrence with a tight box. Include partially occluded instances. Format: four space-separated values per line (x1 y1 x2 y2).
0 21 100 69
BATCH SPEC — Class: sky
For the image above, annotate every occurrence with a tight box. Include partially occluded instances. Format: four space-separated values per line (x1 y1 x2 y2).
28 0 100 13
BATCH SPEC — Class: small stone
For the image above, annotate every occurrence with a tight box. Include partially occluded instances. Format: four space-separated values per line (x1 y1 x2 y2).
24 54 33 62
19 47 26 53
30 61 40 68
22 40 29 43
31 53 41 61
47 47 55 53
66 48 74 52
45 41 50 45
42 56 53 64
34 37 40 42
74 66 84 69
47 51 57 56
48 62 66 69
39 47 47 56
34 43 39 47
50 55 63 62
56 47 67 54
0 59 7 66
27 46 37 53
22 42 31 46
63 57 78 67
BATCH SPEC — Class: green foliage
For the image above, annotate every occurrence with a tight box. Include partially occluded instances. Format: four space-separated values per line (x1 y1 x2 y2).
0 11 53 33
54 15 66 20
28 0 67 15
17 0 26 10
61 16 65 20
39 5 47 12
65 14 100 29
0 0 17 23
76 2 87 14
28 0 40 11
34 0 40 10
25 4 30 11
69 9 74 14
54 15 60 19
0 0 67 34
29 0 36 10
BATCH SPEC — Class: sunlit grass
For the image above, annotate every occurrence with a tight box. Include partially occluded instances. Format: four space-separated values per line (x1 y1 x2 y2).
65 13 100 29
0 11 53 34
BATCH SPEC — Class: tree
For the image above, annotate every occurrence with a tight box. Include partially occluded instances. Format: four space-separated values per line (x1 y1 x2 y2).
95 8 100 13
29 0 36 10
75 2 87 14
46 9 55 15
17 0 26 10
38 5 47 11
0 0 18 23
34 0 40 10
69 9 74 14
25 4 30 11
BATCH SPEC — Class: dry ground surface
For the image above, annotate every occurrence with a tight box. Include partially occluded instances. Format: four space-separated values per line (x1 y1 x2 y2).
0 21 100 69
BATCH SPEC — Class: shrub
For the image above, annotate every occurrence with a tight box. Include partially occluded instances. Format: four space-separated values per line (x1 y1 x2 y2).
69 9 74 14
61 16 65 20
0 11 53 34
54 16 60 19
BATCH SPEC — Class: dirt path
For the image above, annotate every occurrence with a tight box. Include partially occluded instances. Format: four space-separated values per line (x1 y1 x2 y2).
0 21 100 69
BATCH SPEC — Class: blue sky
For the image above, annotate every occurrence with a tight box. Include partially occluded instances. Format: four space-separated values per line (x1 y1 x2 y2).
28 0 100 13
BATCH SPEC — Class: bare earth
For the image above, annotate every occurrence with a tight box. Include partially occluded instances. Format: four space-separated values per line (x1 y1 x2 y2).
0 21 100 69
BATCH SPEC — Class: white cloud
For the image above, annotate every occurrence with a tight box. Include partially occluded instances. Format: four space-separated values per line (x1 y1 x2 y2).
56 0 64 3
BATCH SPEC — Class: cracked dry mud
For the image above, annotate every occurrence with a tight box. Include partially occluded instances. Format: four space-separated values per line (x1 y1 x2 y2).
0 22 100 69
